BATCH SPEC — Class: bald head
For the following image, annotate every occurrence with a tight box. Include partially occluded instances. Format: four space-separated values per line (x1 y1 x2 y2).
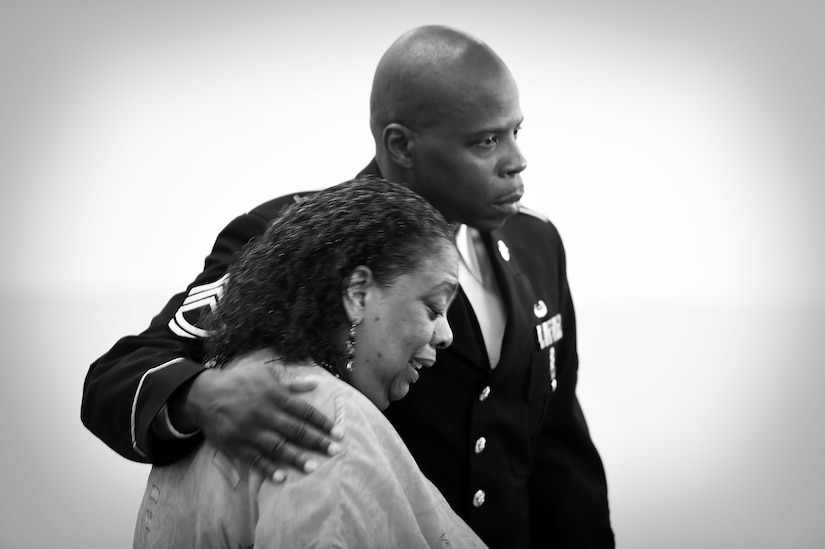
369 25 513 139
367 26 526 231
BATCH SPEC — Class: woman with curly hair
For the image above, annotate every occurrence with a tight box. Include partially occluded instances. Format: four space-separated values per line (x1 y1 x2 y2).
133 177 486 548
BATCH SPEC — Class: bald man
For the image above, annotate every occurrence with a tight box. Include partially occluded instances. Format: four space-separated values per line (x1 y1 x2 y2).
83 26 614 548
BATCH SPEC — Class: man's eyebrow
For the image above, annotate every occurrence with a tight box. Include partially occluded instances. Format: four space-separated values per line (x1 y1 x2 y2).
466 116 524 136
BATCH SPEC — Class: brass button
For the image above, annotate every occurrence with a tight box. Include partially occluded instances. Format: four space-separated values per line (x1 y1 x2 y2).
479 386 491 401
472 489 486 508
474 437 487 454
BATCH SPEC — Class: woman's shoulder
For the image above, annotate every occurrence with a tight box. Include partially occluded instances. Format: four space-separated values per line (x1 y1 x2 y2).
272 362 409 467
225 352 404 470
276 362 381 419
225 351 362 413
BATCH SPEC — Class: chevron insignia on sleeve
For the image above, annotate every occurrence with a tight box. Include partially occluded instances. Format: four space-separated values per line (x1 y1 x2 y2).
167 274 228 339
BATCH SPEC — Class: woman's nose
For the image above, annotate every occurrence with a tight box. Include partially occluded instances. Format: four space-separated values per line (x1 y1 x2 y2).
432 315 454 349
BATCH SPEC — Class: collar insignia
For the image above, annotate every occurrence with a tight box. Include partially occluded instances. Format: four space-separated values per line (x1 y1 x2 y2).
497 239 510 262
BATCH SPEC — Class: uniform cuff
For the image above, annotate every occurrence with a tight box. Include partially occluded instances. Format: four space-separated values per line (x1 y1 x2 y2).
156 403 200 439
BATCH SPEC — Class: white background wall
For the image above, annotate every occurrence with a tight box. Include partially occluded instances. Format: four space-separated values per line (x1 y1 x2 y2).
1 1 823 547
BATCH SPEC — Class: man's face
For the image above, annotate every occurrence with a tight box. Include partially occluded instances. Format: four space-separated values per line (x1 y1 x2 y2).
408 71 527 232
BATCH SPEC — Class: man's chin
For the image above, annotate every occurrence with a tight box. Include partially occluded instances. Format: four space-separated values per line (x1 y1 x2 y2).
467 213 513 233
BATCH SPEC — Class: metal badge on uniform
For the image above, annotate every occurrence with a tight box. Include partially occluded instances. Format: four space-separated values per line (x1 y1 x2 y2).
536 313 562 391
535 313 563 350
533 299 547 318
497 240 510 261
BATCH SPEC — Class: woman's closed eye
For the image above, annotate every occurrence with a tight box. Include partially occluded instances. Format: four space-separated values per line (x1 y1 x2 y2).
426 303 445 321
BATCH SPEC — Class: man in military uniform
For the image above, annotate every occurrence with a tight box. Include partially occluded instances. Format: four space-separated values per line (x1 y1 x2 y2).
82 25 614 548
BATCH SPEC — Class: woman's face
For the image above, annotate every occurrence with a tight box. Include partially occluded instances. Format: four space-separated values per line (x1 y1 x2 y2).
348 244 459 410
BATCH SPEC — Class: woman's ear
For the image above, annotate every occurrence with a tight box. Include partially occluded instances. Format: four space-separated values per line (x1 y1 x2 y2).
342 265 374 323
382 123 415 170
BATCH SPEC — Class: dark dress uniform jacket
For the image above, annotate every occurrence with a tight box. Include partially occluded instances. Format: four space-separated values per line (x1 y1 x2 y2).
82 161 614 548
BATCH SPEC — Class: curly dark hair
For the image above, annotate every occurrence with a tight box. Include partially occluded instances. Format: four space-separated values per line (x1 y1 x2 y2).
204 176 455 370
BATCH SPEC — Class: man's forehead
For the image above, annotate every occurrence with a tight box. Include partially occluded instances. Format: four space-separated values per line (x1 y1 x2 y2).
433 91 523 133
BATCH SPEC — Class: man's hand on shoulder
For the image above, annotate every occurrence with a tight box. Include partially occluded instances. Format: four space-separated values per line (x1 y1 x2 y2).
170 363 342 481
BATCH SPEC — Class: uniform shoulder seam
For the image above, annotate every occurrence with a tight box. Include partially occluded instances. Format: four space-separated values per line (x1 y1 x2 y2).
519 205 551 223
245 191 316 220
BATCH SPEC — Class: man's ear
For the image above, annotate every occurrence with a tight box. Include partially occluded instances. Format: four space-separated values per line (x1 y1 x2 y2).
342 265 374 323
382 123 415 169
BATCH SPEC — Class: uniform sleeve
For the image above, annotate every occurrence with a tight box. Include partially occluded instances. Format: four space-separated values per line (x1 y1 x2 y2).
80 210 271 464
527 226 615 548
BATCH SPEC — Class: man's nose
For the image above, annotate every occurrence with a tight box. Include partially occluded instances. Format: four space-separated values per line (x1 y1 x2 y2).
504 139 527 177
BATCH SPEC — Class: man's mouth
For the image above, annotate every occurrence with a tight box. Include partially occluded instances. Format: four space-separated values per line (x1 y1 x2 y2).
495 191 523 205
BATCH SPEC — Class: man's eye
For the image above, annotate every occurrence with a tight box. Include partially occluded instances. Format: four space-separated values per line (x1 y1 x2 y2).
477 136 498 147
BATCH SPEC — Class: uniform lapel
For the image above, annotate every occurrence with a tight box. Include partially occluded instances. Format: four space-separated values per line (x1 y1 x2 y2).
442 229 526 373
482 229 534 366
443 286 491 370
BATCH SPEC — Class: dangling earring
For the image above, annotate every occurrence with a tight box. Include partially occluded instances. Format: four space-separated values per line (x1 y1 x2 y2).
346 318 359 372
